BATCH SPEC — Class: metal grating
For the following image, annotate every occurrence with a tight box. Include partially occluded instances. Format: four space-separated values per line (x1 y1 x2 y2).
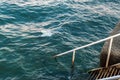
88 63 120 80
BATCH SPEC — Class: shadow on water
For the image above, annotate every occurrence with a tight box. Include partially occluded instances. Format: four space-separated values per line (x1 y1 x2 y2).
54 57 88 80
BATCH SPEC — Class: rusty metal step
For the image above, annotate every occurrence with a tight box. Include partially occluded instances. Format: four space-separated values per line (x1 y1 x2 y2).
88 63 120 80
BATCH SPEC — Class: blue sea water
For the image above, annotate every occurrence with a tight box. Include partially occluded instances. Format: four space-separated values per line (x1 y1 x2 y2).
0 0 120 80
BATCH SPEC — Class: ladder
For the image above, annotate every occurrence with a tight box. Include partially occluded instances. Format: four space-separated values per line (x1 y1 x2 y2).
53 33 120 80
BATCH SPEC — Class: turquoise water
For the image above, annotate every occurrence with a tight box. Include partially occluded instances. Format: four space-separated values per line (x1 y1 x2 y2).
0 0 120 80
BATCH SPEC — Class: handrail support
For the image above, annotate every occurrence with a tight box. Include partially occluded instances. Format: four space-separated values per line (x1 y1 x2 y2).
72 50 76 66
105 37 113 67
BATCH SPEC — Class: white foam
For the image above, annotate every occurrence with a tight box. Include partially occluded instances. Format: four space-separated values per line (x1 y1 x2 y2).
41 29 53 37
0 0 58 6
0 59 6 62
68 3 120 18
0 47 14 52
0 14 15 19
0 22 56 37
88 4 120 17
74 0 93 2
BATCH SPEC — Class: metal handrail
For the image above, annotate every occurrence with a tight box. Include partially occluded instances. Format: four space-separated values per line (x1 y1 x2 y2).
53 33 120 58
53 33 120 67
98 75 120 80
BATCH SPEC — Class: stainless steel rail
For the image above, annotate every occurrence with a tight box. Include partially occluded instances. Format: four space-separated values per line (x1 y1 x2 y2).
98 75 120 80
53 33 120 67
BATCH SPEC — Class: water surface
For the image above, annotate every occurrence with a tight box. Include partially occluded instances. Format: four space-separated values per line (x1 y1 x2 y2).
0 0 120 80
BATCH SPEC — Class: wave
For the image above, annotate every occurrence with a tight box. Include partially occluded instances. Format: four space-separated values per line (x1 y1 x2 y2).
67 2 120 18
0 0 93 7
0 1 120 80
0 0 60 6
0 22 57 37
0 14 15 19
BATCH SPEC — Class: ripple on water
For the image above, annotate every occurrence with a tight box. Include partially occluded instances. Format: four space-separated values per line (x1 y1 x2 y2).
0 0 120 80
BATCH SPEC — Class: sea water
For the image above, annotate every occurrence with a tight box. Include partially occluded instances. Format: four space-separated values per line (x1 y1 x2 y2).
0 0 120 80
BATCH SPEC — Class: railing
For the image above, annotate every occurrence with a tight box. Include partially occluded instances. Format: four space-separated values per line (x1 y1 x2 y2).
98 75 120 80
53 33 120 67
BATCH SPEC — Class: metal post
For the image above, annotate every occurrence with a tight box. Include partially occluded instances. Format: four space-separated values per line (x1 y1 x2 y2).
72 50 76 66
105 38 113 67
71 50 76 79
